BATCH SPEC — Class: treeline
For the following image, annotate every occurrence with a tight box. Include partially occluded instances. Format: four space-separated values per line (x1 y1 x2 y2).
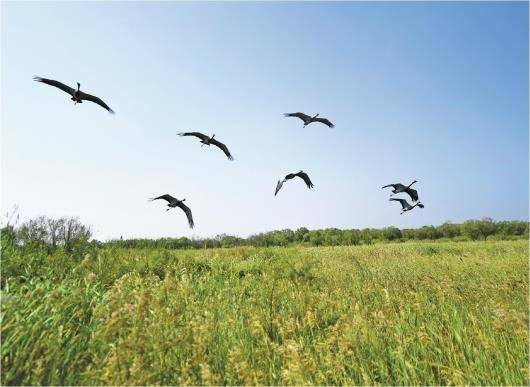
2 215 527 252
106 218 528 249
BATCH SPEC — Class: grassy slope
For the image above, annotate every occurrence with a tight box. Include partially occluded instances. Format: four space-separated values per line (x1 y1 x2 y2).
1 240 528 385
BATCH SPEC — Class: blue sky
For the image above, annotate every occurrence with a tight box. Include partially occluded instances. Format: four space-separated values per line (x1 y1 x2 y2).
1 1 528 240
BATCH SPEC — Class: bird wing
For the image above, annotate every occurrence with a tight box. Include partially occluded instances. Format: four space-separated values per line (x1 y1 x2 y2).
149 194 177 205
284 112 311 122
381 184 397 189
274 179 286 196
78 91 114 113
33 76 76 97
405 187 419 202
390 198 409 209
384 183 407 190
314 117 334 128
210 138 234 160
296 171 314 189
178 132 210 141
177 201 194 228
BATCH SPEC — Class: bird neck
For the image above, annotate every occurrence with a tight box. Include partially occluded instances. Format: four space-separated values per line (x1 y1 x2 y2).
408 181 417 188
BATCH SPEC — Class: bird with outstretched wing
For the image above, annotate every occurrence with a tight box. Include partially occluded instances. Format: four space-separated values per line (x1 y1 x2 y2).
149 194 194 228
284 112 334 128
33 76 114 113
275 170 314 196
178 132 234 160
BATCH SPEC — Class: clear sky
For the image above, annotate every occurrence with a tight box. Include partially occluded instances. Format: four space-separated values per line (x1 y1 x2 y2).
1 1 528 240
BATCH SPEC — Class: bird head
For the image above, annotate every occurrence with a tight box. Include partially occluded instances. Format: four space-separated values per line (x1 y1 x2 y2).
417 202 424 208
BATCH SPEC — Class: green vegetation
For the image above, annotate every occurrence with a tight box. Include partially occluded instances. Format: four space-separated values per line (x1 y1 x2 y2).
1 234 527 385
107 218 528 249
4 215 527 251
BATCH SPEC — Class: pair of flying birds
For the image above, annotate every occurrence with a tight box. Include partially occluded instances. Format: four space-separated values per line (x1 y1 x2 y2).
382 180 424 214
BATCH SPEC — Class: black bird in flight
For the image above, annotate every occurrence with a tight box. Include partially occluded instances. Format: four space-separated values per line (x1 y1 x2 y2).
275 171 314 196
284 112 334 128
390 198 424 215
178 132 234 160
149 194 194 228
33 76 114 113
382 180 419 202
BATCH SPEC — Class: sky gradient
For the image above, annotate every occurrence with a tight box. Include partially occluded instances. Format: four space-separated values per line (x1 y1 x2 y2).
1 1 528 240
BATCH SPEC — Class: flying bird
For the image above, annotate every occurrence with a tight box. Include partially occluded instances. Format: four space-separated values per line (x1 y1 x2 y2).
390 198 424 215
284 112 334 128
275 171 314 196
178 132 233 160
382 180 419 202
33 76 114 113
149 194 194 228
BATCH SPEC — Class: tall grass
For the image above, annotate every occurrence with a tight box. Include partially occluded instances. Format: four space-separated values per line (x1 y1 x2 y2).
1 240 528 385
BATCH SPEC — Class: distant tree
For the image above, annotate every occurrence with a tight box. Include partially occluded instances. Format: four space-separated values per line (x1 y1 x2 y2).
322 228 342 246
383 226 402 241
341 229 360 245
47 218 64 249
461 218 497 240
17 216 49 249
294 227 309 242
15 216 91 252
219 234 241 248
308 230 323 246
360 228 374 244
61 217 92 251
440 222 461 238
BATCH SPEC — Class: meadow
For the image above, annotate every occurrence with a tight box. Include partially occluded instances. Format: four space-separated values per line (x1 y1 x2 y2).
1 240 528 385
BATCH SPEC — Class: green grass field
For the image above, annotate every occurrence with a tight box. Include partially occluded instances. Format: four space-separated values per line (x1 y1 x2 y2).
1 240 528 385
